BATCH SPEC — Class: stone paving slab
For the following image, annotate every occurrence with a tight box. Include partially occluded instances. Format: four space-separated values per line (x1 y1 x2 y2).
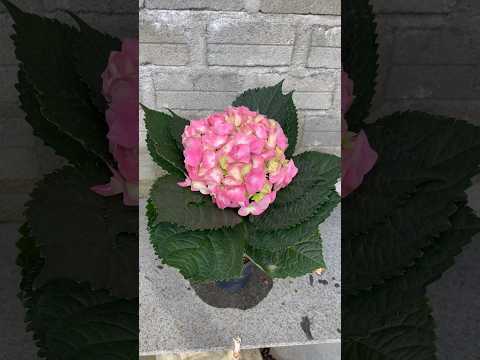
139 200 341 355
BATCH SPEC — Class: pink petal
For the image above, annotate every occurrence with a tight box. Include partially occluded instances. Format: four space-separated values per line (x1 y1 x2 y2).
342 130 377 197
178 178 192 187
245 167 266 195
232 144 251 163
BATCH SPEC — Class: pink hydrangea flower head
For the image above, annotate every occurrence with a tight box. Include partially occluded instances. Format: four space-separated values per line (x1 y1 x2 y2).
92 39 139 206
341 70 378 198
178 107 298 216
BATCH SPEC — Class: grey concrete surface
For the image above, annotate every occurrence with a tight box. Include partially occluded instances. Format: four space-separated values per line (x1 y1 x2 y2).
271 343 340 360
139 201 341 355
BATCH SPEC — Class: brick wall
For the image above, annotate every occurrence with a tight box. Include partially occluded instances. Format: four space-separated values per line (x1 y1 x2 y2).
139 0 341 196
0 1 136 223
369 0 480 125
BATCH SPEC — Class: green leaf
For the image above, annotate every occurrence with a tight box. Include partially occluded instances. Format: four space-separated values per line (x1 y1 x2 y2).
16 68 105 170
150 222 248 282
167 109 188 151
343 205 480 337
3 0 112 164
275 151 340 205
149 175 242 230
26 280 116 353
246 232 325 278
26 166 138 298
232 81 298 157
342 112 480 293
69 12 122 112
143 105 186 178
45 299 137 359
16 223 44 303
248 195 339 250
250 151 340 231
342 0 379 132
344 299 436 360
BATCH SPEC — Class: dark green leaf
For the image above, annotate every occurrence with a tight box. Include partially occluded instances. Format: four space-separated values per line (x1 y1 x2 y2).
16 68 105 170
26 167 138 298
248 194 339 250
69 12 122 112
3 1 112 163
232 81 298 157
342 0 379 132
150 222 248 282
167 109 188 151
250 151 340 231
343 205 480 337
143 105 186 178
246 232 325 278
342 112 480 293
344 299 436 360
149 175 242 230
45 299 137 359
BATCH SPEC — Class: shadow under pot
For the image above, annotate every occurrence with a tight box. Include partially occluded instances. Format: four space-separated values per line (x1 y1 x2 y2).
191 261 273 310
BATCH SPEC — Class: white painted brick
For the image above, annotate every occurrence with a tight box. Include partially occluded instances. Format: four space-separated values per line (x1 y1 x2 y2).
145 0 245 11
0 14 15 65
308 47 341 68
192 71 245 91
208 44 292 66
0 66 18 103
207 16 296 45
303 111 340 131
393 28 474 65
0 148 38 180
311 26 341 47
303 131 340 147
0 194 29 222
139 72 156 108
293 92 332 110
259 0 340 15
140 43 190 65
140 13 188 43
372 0 454 13
43 0 110 12
0 117 35 147
386 65 478 99
242 70 338 92
155 91 236 110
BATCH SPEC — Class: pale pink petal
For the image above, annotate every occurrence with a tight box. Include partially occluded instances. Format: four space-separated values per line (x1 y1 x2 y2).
178 178 192 187
245 167 266 195
342 130 377 197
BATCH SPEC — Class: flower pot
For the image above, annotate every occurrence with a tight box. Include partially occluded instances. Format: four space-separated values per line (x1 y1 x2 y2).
215 262 254 293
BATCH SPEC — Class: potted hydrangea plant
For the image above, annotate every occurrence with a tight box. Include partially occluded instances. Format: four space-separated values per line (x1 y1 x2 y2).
143 81 341 291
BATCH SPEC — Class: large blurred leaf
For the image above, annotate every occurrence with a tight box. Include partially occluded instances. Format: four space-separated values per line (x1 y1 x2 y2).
45 298 137 359
150 222 247 282
3 0 111 164
69 12 122 112
344 299 436 360
342 0 379 132
143 105 186 178
149 175 242 230
250 152 340 231
16 68 104 171
26 167 138 298
232 81 298 158
343 205 480 337
343 112 480 293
